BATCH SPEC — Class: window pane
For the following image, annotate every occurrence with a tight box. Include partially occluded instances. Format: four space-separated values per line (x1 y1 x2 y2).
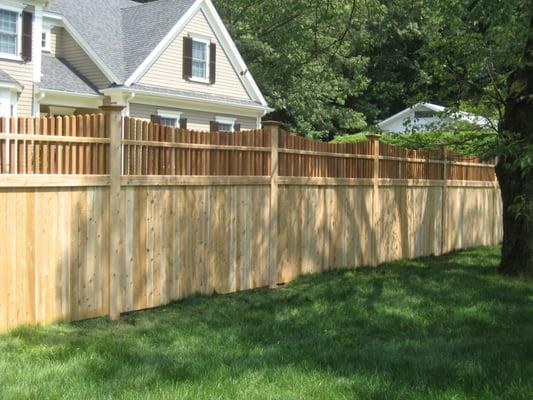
218 123 233 132
192 60 206 79
0 10 17 34
42 32 47 47
192 41 206 61
160 118 177 127
0 33 16 55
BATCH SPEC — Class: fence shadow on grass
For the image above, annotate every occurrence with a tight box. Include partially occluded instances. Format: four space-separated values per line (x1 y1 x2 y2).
4 247 533 399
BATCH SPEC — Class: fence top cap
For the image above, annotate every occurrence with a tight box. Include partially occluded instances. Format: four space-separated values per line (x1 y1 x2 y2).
262 120 284 127
365 134 382 140
99 105 126 112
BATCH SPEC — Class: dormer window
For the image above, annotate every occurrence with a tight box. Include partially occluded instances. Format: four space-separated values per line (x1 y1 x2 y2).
0 9 19 56
191 39 208 81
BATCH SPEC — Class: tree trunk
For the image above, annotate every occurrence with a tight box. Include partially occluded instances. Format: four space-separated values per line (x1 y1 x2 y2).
496 13 533 277
496 165 533 276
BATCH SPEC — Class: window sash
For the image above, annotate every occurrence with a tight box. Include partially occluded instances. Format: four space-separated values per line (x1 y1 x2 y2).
0 10 18 55
191 40 208 80
217 123 233 132
160 117 177 127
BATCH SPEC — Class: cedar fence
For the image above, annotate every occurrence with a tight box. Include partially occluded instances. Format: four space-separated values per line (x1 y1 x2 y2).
0 110 502 333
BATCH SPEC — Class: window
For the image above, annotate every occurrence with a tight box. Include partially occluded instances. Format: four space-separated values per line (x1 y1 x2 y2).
157 110 182 128
0 9 19 56
42 28 51 52
191 38 209 82
216 117 236 132
160 117 177 127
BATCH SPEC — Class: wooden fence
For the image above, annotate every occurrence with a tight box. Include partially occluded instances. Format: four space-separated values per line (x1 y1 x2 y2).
0 112 502 333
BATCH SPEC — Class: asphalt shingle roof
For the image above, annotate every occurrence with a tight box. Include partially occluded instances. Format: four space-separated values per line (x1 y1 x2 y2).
40 54 100 95
45 0 196 83
0 69 22 88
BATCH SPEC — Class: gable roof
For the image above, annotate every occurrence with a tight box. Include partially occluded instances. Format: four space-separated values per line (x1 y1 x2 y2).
378 103 445 129
44 0 268 106
378 102 492 131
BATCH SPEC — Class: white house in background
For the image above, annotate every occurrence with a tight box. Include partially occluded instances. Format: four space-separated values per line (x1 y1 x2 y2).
0 0 272 132
378 102 491 134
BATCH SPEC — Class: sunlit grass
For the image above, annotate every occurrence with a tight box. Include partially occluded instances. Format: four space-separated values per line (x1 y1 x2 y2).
1 247 532 399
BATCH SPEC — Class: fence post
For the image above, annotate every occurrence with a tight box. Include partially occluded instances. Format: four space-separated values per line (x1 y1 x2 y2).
367 134 381 267
264 121 282 288
101 105 125 321
440 146 449 255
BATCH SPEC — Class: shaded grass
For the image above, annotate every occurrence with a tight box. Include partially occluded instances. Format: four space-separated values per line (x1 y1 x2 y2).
1 247 532 399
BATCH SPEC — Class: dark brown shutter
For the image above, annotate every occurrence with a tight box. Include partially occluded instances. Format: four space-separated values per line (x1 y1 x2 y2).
209 121 219 132
21 11 33 62
179 118 187 130
234 123 241 132
183 37 193 80
209 43 216 84
150 115 162 124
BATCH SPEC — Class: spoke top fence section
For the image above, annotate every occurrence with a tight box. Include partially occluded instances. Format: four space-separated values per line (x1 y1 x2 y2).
0 114 109 175
0 114 496 182
123 117 271 177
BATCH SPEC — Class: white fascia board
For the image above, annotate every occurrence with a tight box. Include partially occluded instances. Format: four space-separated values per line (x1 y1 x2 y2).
43 11 121 84
102 87 266 118
38 88 104 109
0 80 23 93
201 0 268 106
378 108 416 128
124 0 269 108
124 0 203 86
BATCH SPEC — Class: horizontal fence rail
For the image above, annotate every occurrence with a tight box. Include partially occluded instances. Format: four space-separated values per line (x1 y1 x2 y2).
0 113 502 333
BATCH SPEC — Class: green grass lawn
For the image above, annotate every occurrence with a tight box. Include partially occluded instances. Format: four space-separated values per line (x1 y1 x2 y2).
1 247 532 400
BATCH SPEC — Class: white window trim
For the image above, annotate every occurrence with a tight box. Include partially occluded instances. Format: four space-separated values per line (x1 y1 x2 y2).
189 34 210 84
0 5 23 61
157 109 182 127
216 116 236 132
41 26 51 52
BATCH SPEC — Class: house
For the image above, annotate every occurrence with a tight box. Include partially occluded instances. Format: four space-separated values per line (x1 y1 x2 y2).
378 102 491 134
0 0 271 132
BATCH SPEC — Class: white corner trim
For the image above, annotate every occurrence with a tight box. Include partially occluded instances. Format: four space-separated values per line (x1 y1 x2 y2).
124 0 203 86
124 0 268 107
47 12 121 83
33 6 44 83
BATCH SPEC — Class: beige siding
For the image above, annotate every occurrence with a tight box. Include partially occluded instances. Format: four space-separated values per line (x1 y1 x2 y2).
56 28 111 89
139 10 251 101
48 26 60 57
0 59 33 116
0 7 36 117
129 103 258 131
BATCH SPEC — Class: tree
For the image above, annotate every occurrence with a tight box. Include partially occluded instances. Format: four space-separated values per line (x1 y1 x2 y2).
214 0 372 138
391 0 533 276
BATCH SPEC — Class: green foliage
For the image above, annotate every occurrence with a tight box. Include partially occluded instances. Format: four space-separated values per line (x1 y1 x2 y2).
330 133 368 144
1 248 532 399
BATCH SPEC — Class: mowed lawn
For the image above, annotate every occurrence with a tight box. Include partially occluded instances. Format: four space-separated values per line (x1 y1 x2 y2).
1 247 532 400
